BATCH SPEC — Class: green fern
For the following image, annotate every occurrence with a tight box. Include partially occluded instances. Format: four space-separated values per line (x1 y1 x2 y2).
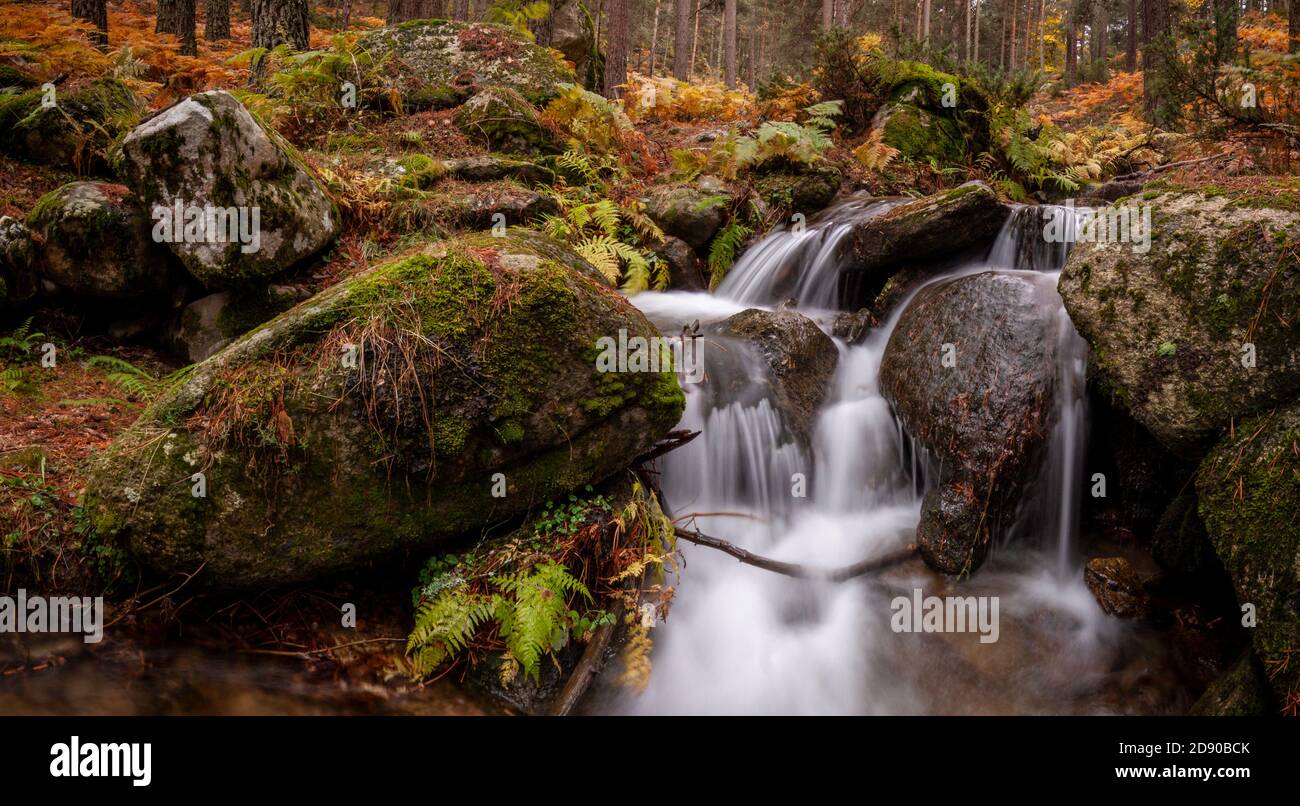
491 561 591 682
0 317 45 358
708 221 753 288
86 355 159 399
407 587 496 678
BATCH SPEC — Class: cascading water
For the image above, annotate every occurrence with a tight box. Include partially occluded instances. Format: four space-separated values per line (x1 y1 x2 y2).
612 199 1177 715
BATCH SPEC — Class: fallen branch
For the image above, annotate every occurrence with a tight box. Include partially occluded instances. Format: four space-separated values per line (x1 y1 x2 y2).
633 429 701 465
548 599 626 717
674 527 917 582
1112 151 1231 182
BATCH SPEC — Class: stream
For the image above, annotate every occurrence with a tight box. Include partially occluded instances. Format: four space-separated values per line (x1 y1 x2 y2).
601 198 1188 715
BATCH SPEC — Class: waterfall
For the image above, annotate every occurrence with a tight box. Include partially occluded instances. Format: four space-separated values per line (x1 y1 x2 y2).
617 200 1136 715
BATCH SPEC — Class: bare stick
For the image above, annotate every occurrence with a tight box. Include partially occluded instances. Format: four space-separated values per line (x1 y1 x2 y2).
1111 152 1230 181
674 527 917 582
548 600 625 717
633 429 702 465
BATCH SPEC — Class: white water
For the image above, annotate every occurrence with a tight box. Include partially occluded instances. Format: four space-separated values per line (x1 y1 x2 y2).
616 201 1154 715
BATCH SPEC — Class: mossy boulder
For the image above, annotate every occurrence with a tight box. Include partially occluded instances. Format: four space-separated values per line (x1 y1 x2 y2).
1190 651 1274 716
82 232 685 589
1196 404 1300 707
645 182 732 249
880 271 1065 575
1059 189 1300 458
849 181 1009 300
1 78 143 171
0 215 37 309
26 182 174 299
877 102 965 164
752 165 842 214
358 20 575 111
453 87 563 155
117 90 340 289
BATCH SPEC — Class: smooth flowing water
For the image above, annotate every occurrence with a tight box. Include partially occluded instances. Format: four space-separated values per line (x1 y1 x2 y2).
616 199 1181 715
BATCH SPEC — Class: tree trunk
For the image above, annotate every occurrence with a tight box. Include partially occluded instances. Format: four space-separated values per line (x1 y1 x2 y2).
252 0 310 51
207 0 232 40
603 0 628 98
823 0 834 28
1292 0 1300 53
922 0 931 47
176 0 197 55
691 0 702 77
973 0 980 62
649 0 662 75
388 0 438 24
453 0 470 20
157 0 178 33
1126 0 1137 69
72 0 108 47
964 0 971 60
1143 0 1174 127
723 0 737 88
673 0 691 79
1213 0 1238 61
1065 2 1077 85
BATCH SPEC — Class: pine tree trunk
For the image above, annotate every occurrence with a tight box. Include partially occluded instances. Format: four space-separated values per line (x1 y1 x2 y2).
72 0 108 47
603 0 628 98
176 0 197 55
649 0 662 75
388 0 438 24
207 0 232 41
674 0 691 79
723 0 736 88
964 0 971 60
922 0 931 47
1065 5 1076 85
1291 0 1300 53
252 0 310 51
822 0 834 28
1126 0 1137 70
973 0 981 62
157 0 178 33
1143 0 1174 126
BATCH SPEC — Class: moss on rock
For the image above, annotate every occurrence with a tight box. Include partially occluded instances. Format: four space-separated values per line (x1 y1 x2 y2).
82 232 684 589
1196 404 1300 709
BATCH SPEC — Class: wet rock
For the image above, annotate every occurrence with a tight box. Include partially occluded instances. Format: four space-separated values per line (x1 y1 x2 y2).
715 308 839 447
0 215 37 309
1059 186 1300 458
646 183 731 249
117 90 340 289
880 271 1064 574
1084 557 1148 619
358 20 576 110
83 232 684 589
454 87 563 155
1196 403 1300 705
876 102 965 164
1150 492 1229 588
849 182 1009 300
830 308 875 344
26 182 174 299
653 235 704 291
1190 651 1274 716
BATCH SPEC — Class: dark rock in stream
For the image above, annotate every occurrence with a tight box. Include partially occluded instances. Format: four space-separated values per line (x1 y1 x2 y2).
848 181 1009 303
880 271 1064 575
1084 557 1148 619
1190 651 1274 716
714 308 839 448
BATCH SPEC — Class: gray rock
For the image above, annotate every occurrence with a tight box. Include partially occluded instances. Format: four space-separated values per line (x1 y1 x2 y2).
1059 187 1300 457
1190 651 1273 716
0 216 37 308
454 87 562 155
26 182 173 299
117 90 340 288
358 20 576 110
646 184 731 249
653 235 704 291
